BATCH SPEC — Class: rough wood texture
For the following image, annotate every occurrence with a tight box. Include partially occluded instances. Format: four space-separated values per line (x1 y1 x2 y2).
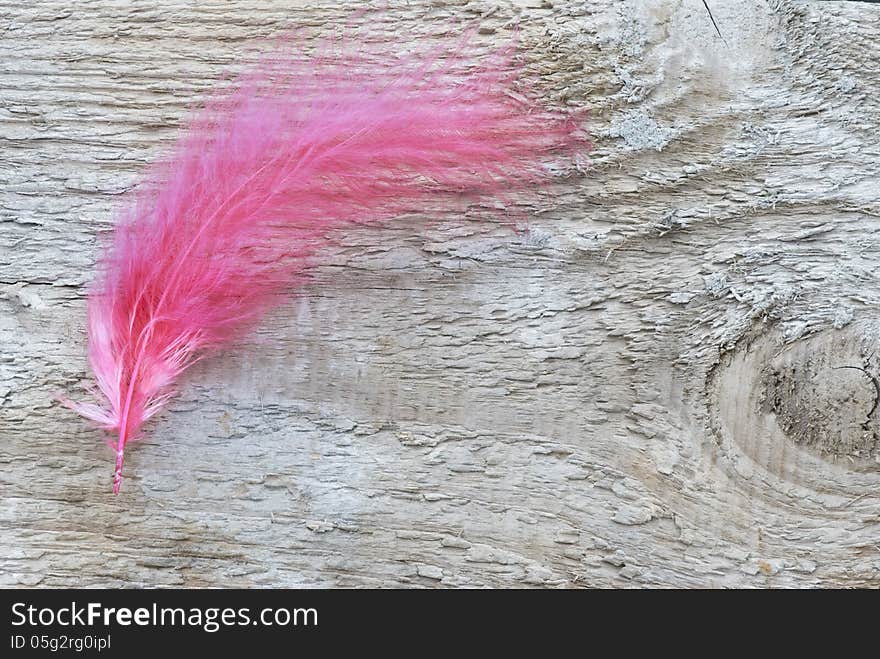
2 0 879 588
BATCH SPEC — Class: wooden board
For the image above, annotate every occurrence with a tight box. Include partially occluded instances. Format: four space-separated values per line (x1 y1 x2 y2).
1 0 878 587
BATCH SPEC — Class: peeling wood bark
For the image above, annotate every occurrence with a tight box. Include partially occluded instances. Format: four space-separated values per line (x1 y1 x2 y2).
1 0 879 587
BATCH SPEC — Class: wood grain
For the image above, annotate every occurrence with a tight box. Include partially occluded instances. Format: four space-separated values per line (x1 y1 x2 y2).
1 0 878 587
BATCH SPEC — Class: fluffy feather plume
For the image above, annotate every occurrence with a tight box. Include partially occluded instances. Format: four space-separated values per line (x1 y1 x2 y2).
65 30 585 492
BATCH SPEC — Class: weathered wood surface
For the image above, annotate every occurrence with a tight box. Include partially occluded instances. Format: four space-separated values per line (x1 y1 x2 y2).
2 0 879 588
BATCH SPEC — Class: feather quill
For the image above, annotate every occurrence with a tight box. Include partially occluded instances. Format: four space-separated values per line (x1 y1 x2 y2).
64 31 584 492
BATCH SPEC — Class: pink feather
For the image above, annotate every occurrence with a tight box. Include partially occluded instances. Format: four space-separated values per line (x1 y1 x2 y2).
64 31 585 493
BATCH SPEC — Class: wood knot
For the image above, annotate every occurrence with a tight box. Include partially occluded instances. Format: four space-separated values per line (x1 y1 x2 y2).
761 335 879 463
709 323 880 488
